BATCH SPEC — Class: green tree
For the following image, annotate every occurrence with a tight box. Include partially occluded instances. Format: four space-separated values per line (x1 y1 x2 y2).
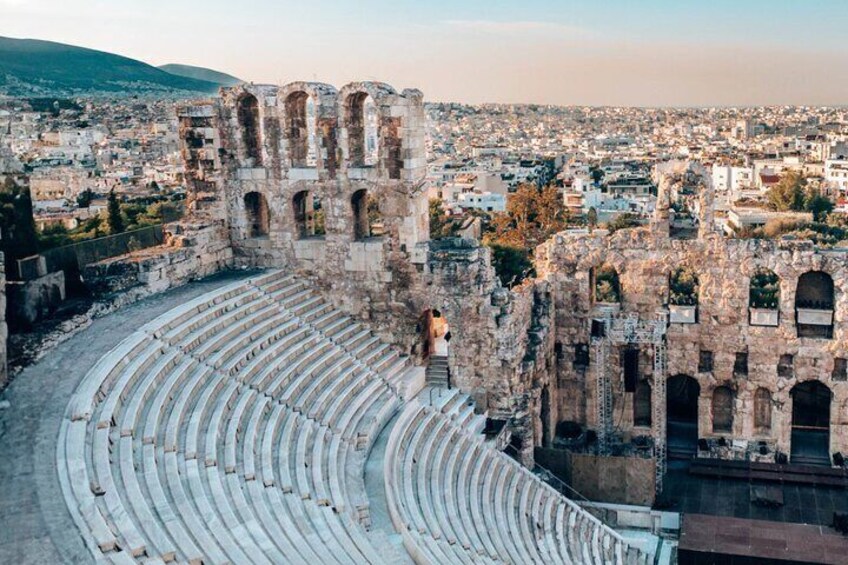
107 189 125 234
766 172 807 212
606 212 642 234
669 267 699 306
429 198 454 239
804 190 834 222
586 207 598 232
591 167 604 184
488 243 534 288
76 188 94 208
0 176 39 263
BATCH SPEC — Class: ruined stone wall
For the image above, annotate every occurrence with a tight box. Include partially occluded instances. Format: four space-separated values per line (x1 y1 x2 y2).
536 227 848 457
177 82 430 355
82 222 232 298
175 82 563 461
425 239 555 463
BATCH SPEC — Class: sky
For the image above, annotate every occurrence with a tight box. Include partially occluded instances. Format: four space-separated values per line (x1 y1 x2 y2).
3 0 848 107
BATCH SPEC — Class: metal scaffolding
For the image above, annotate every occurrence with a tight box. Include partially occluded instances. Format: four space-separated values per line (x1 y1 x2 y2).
590 311 669 495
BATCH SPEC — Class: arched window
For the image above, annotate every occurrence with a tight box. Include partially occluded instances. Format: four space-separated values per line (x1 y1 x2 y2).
795 271 835 338
634 380 652 427
594 264 621 304
244 191 269 237
346 92 378 167
712 386 733 433
293 190 324 238
669 266 699 306
351 189 383 240
754 388 772 432
750 268 780 309
237 93 262 166
285 91 317 168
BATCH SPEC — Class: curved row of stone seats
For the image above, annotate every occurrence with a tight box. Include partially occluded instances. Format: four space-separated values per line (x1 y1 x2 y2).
58 270 418 563
384 389 649 565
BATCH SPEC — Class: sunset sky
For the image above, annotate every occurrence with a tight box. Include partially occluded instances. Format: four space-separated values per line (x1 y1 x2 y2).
3 0 848 106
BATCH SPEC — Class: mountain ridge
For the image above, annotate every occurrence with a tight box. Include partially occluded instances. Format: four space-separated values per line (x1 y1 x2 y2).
0 36 230 97
158 64 243 87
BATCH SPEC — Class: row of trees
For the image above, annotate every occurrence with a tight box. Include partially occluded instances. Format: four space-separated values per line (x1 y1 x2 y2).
766 171 834 221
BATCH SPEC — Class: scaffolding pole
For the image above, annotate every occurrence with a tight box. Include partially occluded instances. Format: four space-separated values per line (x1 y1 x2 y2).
652 339 668 496
592 336 612 456
590 312 668 491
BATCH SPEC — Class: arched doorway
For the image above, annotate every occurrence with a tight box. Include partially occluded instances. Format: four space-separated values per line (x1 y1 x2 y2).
244 192 269 237
418 308 450 359
790 380 831 465
667 374 700 460
419 308 451 387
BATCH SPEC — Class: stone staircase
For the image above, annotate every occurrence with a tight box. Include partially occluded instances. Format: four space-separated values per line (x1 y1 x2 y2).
425 354 449 387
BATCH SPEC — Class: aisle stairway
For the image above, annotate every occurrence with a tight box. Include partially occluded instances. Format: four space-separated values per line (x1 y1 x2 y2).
425 355 449 388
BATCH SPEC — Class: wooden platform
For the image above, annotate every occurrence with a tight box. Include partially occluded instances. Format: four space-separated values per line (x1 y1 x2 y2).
679 513 848 564
690 458 848 488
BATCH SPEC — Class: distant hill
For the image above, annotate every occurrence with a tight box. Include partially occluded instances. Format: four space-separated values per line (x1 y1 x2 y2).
0 36 222 97
158 64 243 87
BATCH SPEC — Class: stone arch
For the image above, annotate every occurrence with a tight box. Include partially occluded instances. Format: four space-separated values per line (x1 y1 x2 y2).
754 387 772 433
711 386 734 433
343 91 377 167
790 380 832 464
237 93 262 166
795 271 834 338
243 191 269 237
293 190 323 238
351 189 383 240
339 82 401 175
284 91 317 168
279 81 339 175
633 379 651 427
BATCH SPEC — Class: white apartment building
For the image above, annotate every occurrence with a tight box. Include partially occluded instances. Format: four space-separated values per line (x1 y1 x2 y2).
712 165 755 196
456 191 506 212
825 158 848 194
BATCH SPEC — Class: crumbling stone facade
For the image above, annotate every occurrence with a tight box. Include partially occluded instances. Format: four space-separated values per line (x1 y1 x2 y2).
173 82 551 463
536 165 848 465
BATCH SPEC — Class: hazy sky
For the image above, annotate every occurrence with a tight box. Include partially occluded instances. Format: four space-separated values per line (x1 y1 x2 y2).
4 0 848 106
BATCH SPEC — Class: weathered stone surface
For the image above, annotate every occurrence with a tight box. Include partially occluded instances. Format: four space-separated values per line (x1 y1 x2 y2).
6 270 65 327
536 168 848 461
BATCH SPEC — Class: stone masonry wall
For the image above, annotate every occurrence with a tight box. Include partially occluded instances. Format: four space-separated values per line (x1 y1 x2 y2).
536 226 848 458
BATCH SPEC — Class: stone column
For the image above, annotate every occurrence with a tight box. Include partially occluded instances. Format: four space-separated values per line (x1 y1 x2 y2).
697 165 715 239
652 173 671 237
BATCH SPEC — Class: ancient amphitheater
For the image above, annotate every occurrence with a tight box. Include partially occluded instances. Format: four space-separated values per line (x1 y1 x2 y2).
47 269 641 564
2 79 847 563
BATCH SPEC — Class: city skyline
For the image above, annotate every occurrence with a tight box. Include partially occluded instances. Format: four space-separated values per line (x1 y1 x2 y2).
4 0 848 107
